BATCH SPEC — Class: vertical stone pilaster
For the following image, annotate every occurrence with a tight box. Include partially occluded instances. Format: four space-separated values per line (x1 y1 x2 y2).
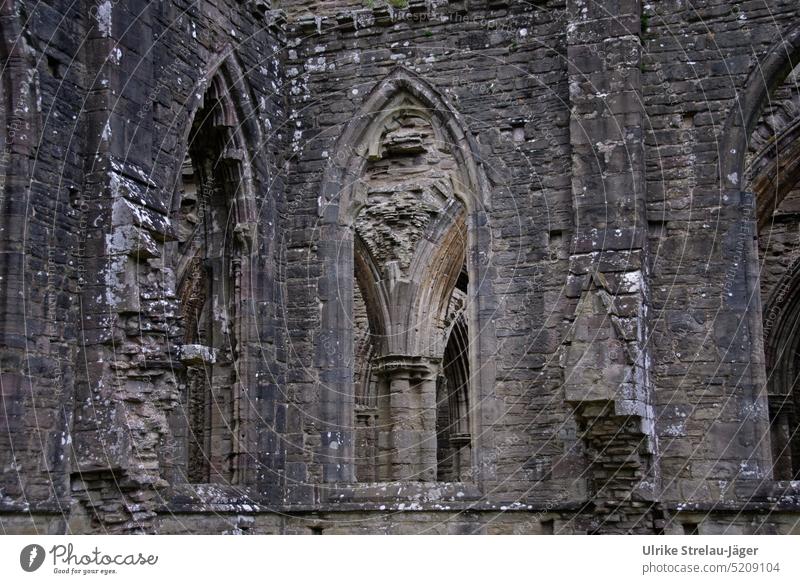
316 225 356 485
715 189 772 478
71 0 167 533
564 0 659 532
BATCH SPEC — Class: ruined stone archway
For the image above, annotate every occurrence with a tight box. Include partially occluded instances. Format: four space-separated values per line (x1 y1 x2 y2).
729 24 800 481
162 51 268 490
315 67 496 487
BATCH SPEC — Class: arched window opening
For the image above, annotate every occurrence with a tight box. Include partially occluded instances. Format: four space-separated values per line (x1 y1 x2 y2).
347 94 470 483
436 265 471 482
317 68 495 486
168 75 253 486
353 238 382 482
746 57 800 480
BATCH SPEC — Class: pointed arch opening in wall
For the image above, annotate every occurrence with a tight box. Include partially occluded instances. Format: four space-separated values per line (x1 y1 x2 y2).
725 24 800 481
165 54 263 488
317 67 496 486
719 24 800 195
751 64 800 480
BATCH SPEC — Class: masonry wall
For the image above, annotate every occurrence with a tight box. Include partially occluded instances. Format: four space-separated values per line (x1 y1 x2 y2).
282 0 575 506
2 0 288 532
1 0 800 534
642 0 798 516
0 0 87 521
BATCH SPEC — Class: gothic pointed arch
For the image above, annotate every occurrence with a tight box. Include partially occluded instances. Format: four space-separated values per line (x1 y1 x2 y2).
163 49 270 489
168 48 267 219
316 67 496 486
321 67 490 224
748 119 800 231
725 24 800 481
719 23 800 195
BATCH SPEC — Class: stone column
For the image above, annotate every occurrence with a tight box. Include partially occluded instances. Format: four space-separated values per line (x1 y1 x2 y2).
388 370 414 480
375 356 439 482
564 0 658 531
416 371 438 482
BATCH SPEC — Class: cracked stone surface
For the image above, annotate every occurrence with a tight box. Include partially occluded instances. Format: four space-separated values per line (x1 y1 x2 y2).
2 0 800 534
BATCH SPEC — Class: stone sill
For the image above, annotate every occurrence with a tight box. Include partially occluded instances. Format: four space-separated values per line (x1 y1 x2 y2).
155 480 591 514
664 480 800 513
318 480 482 504
0 501 72 514
158 500 584 515
159 480 487 513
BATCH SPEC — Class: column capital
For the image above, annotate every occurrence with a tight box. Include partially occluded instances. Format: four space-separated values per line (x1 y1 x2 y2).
373 355 440 379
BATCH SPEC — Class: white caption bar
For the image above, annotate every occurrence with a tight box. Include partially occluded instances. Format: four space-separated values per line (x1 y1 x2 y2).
1 535 799 583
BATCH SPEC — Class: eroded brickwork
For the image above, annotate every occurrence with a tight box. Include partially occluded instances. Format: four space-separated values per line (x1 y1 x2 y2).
2 0 800 534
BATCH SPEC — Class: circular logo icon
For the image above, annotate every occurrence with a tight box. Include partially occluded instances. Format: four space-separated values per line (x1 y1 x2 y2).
20 544 46 572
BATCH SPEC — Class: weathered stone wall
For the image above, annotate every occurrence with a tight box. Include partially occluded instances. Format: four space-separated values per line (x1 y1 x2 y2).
0 0 86 522
642 0 797 512
2 0 800 534
2 0 287 532
282 0 575 505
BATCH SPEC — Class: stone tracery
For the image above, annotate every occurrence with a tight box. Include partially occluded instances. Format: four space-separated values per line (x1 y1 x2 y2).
166 65 259 487
316 67 495 487
350 91 470 482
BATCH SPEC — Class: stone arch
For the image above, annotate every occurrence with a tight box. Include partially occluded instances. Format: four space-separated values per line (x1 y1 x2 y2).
744 54 800 233
316 67 495 486
402 202 467 358
168 48 267 219
725 24 800 481
354 233 390 352
719 24 800 194
748 117 800 231
322 69 489 223
163 49 268 488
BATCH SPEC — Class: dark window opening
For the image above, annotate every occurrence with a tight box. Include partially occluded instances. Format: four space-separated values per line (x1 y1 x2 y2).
436 264 471 482
169 85 245 485
764 278 800 481
46 54 62 79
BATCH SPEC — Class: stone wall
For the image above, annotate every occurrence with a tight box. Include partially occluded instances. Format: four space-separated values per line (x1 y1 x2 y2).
1 0 800 534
